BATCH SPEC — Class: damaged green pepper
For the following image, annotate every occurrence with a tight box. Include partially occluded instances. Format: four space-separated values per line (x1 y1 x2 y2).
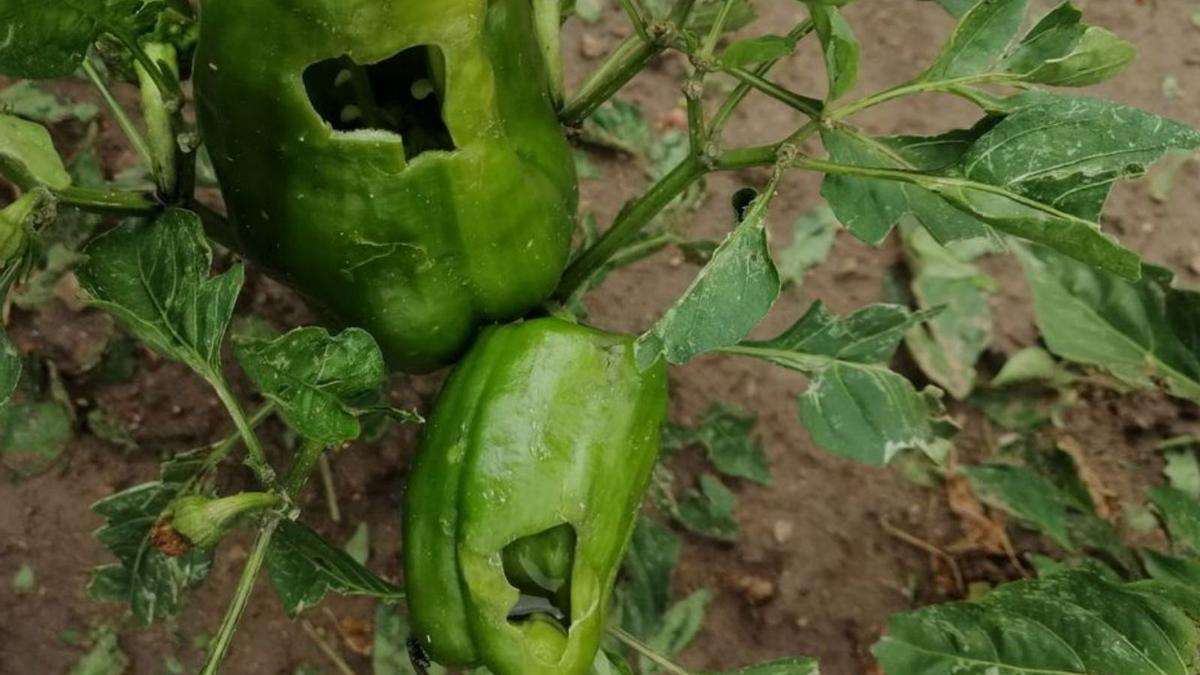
194 0 577 372
403 318 668 675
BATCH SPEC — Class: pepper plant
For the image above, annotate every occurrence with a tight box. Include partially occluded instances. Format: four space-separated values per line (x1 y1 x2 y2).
1 0 1199 673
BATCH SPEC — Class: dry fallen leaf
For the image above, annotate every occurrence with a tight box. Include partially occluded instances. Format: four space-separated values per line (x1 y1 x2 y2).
336 615 373 656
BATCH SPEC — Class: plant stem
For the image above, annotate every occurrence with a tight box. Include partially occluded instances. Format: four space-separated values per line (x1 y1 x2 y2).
615 0 651 43
284 439 327 497
698 0 737 60
708 19 813 142
722 66 823 119
301 620 358 675
534 0 566 108
136 43 180 197
828 72 1003 121
554 154 706 300
608 627 691 675
199 519 279 675
202 404 276 471
318 454 342 523
81 59 155 171
111 31 182 102
190 200 238 250
560 34 658 126
54 186 159 215
211 381 278 489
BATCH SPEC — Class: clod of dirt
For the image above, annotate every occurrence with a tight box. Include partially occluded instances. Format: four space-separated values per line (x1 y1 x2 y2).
729 574 776 606
336 615 374 656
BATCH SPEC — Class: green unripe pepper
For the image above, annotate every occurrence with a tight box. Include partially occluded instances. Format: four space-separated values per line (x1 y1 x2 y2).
194 0 577 372
403 318 668 675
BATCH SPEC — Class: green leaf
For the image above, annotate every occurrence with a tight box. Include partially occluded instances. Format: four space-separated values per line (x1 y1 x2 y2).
1149 487 1200 556
11 563 35 593
736 303 951 466
1003 3 1134 86
343 522 370 566
235 327 386 445
808 3 859 100
373 603 448 675
991 346 1063 387
636 190 781 368
0 364 73 478
920 0 1029 81
1018 245 1200 403
963 463 1073 549
673 474 738 542
265 520 403 617
79 209 243 381
777 205 837 288
68 624 130 675
1141 549 1200 587
646 589 711 662
87 453 213 625
721 35 796 69
678 404 772 485
616 518 682 639
713 657 820 675
0 0 161 79
874 569 1200 675
0 114 71 189
900 223 993 399
958 95 1200 223
926 0 973 17
0 81 99 124
1163 445 1200 500
820 128 992 245
0 329 19 406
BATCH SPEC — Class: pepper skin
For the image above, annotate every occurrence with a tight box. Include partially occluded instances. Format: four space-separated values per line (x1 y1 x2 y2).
194 0 577 372
403 318 668 675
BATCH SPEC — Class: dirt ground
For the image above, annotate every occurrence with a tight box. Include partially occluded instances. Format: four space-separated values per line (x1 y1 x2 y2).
2 1 1199 674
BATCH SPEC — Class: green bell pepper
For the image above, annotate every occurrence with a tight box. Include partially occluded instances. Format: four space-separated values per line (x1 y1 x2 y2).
194 0 577 372
403 318 668 675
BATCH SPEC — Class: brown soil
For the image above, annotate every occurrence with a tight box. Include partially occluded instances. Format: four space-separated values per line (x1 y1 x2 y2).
2 1 1198 674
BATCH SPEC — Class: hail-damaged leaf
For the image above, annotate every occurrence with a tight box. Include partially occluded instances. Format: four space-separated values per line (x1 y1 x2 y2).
234 327 387 445
919 0 1029 82
820 128 992 245
721 35 796 69
0 81 100 124
917 1 1133 89
808 2 860 100
1003 3 1134 86
991 347 1066 387
88 452 213 625
1162 442 1200 500
875 569 1200 675
777 205 837 289
265 520 403 617
957 95 1200 223
733 303 951 466
0 0 166 79
673 475 739 542
1018 245 1200 403
673 404 772 485
636 188 781 368
901 222 994 399
78 209 243 382
963 463 1074 549
0 114 71 190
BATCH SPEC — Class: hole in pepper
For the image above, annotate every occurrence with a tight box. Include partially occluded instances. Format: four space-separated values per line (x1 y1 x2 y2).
502 523 575 630
303 45 456 160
